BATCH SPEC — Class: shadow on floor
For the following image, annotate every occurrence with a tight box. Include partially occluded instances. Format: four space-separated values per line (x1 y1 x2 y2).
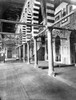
38 64 75 69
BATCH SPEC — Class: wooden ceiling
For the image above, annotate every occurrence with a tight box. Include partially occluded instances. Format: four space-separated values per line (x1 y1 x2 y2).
1 0 76 33
0 0 76 45
0 0 76 15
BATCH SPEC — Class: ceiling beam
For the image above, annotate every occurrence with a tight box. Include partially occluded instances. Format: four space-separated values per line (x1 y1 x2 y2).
0 32 20 35
0 19 45 27
0 11 76 36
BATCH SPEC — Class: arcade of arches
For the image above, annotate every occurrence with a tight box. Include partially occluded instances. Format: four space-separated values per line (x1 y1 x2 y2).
15 1 76 67
1 1 76 68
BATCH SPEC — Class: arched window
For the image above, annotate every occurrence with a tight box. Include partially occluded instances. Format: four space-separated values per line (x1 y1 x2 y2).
55 36 61 61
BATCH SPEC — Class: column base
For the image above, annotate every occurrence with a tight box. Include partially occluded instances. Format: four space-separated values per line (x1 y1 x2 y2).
48 71 56 77
74 64 76 67
34 64 38 68
19 58 21 61
23 60 25 62
27 61 30 64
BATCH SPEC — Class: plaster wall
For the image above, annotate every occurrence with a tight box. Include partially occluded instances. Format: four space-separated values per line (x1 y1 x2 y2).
52 30 71 65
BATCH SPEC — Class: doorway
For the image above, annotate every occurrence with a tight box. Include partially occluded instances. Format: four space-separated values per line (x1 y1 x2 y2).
7 49 12 58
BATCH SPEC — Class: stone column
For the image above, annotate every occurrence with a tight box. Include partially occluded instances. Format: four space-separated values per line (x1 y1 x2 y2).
27 42 30 64
19 46 21 60
23 43 25 62
34 37 38 67
5 47 8 59
16 47 18 59
47 28 54 76
25 43 27 61
45 39 48 61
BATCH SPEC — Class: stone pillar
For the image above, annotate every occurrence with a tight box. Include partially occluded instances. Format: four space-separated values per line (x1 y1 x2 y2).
45 39 48 61
34 37 38 67
5 47 8 59
19 46 21 60
25 44 27 61
53 39 55 63
16 47 18 58
27 42 30 64
23 43 25 62
47 28 54 76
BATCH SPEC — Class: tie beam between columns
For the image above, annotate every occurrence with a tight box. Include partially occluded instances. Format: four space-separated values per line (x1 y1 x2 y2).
0 11 75 37
0 19 45 27
35 11 76 38
0 10 75 36
0 10 74 27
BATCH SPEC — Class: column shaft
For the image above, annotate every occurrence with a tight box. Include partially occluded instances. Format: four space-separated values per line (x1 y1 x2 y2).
16 48 18 58
23 43 25 62
47 29 54 76
34 38 38 67
19 46 21 60
45 40 47 61
27 42 30 64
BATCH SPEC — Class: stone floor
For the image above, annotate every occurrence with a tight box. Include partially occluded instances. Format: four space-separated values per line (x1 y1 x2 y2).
0 60 76 100
37 61 76 88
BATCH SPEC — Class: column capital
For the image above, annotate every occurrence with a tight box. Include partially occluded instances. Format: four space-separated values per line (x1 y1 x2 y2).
48 27 53 32
23 43 25 45
27 41 30 44
34 36 37 40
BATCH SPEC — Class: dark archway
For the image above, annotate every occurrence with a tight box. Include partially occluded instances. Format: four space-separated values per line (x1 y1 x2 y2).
55 36 61 61
70 31 76 64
